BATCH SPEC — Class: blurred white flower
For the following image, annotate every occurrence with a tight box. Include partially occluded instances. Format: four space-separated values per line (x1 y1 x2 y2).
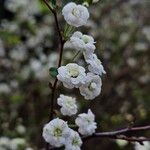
0 137 10 149
79 73 102 100
10 138 26 150
5 0 39 20
134 42 148 52
16 125 26 134
116 139 128 148
0 40 5 57
42 118 70 147
62 2 89 27
142 26 150 41
9 44 27 61
25 148 34 150
93 0 99 3
85 54 106 76
134 141 150 150
57 63 86 89
70 31 96 54
65 129 82 150
57 94 78 116
30 59 48 80
75 109 97 135
0 83 11 94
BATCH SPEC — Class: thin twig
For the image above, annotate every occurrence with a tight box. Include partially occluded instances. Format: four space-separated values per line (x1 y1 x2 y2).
49 125 150 150
43 1 65 149
83 125 150 140
43 0 65 120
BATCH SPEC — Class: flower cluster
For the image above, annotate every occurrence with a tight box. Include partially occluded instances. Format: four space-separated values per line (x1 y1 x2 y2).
0 136 33 150
57 94 78 116
58 2 106 100
75 109 97 135
43 1 104 149
43 118 82 149
62 2 89 27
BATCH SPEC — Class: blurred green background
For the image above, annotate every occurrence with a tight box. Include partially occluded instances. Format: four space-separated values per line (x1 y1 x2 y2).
0 0 149 149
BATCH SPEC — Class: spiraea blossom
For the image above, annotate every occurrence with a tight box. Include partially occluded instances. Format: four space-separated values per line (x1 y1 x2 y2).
134 141 150 150
85 54 106 76
57 63 86 89
42 118 69 147
57 94 78 116
65 129 82 150
70 31 96 53
75 109 97 135
79 73 102 100
62 2 89 27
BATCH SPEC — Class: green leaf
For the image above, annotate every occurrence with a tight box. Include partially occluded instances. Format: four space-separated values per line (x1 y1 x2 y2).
49 67 58 78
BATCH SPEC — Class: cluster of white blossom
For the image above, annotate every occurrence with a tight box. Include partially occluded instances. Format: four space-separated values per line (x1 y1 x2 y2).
134 141 150 150
43 2 103 149
58 2 106 100
57 94 78 116
0 137 33 150
43 118 82 149
75 109 97 135
5 0 39 20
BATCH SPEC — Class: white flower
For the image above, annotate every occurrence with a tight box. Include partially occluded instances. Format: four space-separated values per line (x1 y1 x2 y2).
75 109 97 135
70 31 96 54
93 0 99 3
16 125 26 134
0 137 10 149
134 141 150 150
79 73 102 100
42 118 70 147
57 94 78 116
57 63 86 89
65 129 82 150
62 2 89 27
85 54 106 76
10 138 26 150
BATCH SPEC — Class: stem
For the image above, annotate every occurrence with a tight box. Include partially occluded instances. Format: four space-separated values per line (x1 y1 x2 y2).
83 125 150 140
49 125 150 149
43 1 65 149
43 0 65 120
71 51 81 62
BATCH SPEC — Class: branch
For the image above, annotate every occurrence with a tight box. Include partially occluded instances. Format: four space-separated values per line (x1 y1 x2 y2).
43 1 65 150
43 0 65 120
85 125 150 139
48 125 150 150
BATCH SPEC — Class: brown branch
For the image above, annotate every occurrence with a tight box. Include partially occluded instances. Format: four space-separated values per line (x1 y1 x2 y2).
83 125 150 140
43 1 65 150
48 125 150 150
43 0 65 120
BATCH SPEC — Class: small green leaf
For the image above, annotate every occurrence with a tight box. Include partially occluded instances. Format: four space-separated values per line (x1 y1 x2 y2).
49 67 58 78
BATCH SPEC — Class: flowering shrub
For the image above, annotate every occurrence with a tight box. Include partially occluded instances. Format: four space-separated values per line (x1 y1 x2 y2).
42 2 105 149
0 0 149 149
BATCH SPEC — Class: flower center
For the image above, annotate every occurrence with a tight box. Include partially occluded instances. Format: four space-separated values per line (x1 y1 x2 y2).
89 82 97 91
82 35 90 44
68 67 79 78
66 98 74 107
72 7 80 17
53 127 62 137
72 137 79 146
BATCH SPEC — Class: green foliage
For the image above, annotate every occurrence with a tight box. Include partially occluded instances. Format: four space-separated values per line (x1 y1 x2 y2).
0 30 21 46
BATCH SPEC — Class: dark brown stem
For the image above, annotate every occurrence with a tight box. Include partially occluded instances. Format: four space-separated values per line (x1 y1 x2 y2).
49 125 150 149
43 1 65 149
43 0 65 120
83 125 150 140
